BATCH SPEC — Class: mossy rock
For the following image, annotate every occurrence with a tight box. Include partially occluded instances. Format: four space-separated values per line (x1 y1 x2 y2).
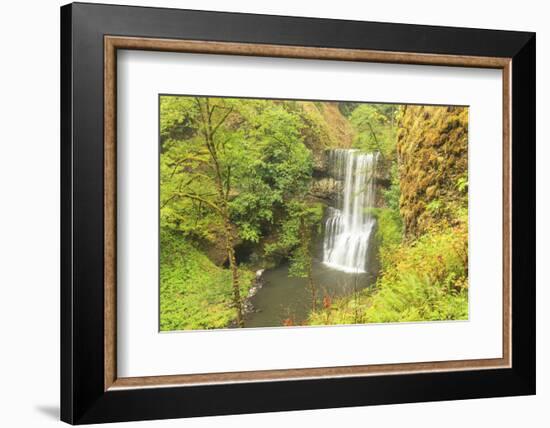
397 105 468 239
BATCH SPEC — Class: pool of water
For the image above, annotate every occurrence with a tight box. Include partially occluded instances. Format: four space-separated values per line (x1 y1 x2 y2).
244 253 378 328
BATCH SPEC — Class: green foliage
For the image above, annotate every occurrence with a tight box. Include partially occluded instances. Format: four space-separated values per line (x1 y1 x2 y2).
373 161 404 269
160 96 197 143
160 96 315 245
298 102 355 151
350 104 398 158
361 220 468 323
265 201 323 278
229 105 313 242
160 232 254 331
338 101 359 117
375 208 403 269
382 162 402 212
456 175 468 193
426 199 443 213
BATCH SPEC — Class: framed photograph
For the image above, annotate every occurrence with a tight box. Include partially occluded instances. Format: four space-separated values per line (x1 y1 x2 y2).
61 2 535 424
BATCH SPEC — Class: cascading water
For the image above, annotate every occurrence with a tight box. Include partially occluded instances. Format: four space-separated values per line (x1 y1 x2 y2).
322 149 378 273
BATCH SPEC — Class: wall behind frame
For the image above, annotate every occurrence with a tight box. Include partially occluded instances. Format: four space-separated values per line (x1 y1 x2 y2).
0 0 545 427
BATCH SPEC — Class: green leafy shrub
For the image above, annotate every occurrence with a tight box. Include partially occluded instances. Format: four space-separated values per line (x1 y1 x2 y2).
160 233 254 331
375 208 403 269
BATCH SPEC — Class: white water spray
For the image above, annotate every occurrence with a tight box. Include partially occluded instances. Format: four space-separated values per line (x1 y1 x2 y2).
322 149 378 273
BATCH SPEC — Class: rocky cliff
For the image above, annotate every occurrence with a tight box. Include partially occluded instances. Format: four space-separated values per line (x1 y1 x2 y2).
301 102 355 201
396 105 468 239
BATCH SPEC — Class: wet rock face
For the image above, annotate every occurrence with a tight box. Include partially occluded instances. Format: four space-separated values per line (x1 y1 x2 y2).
375 157 392 185
309 150 341 201
312 149 329 177
201 224 242 266
309 177 342 201
310 149 390 204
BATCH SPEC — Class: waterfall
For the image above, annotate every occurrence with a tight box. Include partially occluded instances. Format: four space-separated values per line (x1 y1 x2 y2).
322 149 378 273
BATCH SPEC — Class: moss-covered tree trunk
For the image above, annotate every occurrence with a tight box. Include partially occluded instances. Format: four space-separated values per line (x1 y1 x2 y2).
196 98 244 327
220 203 244 327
